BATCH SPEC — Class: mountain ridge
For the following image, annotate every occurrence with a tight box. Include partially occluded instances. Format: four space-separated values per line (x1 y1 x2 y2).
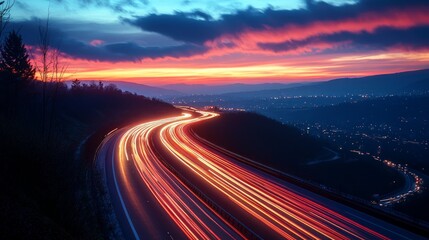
219 68 429 99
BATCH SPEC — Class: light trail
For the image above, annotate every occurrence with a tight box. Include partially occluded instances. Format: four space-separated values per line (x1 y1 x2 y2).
158 111 391 239
114 114 243 239
350 150 423 206
100 110 423 239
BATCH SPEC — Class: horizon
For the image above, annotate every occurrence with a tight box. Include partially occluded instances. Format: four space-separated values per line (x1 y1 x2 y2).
8 0 429 85
65 67 429 87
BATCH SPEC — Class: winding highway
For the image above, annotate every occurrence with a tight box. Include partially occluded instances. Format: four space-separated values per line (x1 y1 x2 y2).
96 110 424 239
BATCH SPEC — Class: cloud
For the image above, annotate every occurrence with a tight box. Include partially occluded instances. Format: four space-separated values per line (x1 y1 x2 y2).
104 42 207 60
324 26 429 50
258 26 429 53
9 0 429 62
127 0 429 49
55 40 207 61
125 13 222 44
90 39 104 46
8 18 207 61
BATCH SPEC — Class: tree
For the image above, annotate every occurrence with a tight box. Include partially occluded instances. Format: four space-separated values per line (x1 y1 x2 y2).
0 30 35 81
0 0 14 39
34 16 68 147
71 79 81 90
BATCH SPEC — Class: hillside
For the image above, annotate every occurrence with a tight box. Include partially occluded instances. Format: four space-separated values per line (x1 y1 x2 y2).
66 80 183 98
193 112 325 167
66 81 310 98
0 80 179 239
192 112 404 200
233 68 429 98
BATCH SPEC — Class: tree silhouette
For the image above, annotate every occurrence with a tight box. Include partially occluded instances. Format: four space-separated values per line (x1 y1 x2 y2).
0 30 35 81
71 79 81 90
0 1 14 39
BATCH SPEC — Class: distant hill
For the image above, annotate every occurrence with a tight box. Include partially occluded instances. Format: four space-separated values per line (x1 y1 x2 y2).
217 69 429 100
162 82 307 95
68 69 429 100
66 81 310 98
108 81 184 98
66 81 183 98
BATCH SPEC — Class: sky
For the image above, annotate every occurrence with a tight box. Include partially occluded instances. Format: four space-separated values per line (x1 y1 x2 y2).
7 0 429 85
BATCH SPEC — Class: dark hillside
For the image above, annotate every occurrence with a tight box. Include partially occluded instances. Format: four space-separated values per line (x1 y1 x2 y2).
0 79 179 239
192 112 326 170
192 112 404 200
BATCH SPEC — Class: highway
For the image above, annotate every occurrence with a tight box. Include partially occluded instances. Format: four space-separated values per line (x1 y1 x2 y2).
96 110 425 239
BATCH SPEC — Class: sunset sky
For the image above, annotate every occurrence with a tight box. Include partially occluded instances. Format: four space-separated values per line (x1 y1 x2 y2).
9 0 429 85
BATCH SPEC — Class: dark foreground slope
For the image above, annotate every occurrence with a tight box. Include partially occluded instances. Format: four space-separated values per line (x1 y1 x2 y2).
193 112 325 168
192 112 404 200
0 80 179 239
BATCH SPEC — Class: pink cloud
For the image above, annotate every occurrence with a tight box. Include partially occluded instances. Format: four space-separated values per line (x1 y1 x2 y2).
90 39 104 46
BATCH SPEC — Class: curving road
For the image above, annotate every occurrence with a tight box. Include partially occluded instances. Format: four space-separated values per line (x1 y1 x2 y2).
96 110 424 239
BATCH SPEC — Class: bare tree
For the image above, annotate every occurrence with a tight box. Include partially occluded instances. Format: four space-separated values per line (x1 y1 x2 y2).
0 0 15 123
0 0 14 39
47 47 67 144
34 13 69 146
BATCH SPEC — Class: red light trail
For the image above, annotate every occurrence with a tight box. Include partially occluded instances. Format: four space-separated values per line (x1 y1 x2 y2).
99 110 423 239
115 114 243 239
158 111 389 239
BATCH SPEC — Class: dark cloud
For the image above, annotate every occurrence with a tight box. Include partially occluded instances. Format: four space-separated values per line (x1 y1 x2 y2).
8 19 207 61
258 39 315 53
323 26 429 50
126 13 222 44
181 0 191 6
9 0 429 61
127 0 429 44
104 42 207 60
258 26 429 53
56 40 207 61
